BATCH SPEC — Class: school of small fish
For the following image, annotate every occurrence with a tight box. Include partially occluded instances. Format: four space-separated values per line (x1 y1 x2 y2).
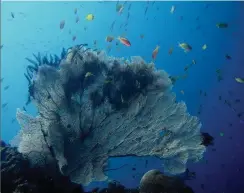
2 3 243 190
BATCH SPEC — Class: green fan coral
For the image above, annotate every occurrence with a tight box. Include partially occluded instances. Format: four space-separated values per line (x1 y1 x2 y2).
12 45 206 185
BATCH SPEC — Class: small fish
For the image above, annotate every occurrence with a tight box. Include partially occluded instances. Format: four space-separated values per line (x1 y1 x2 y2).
116 4 123 12
76 16 80 23
192 59 196 64
104 79 112 84
235 99 240 103
0 78 4 82
237 112 244 118
152 45 160 60
216 69 221 74
184 65 190 71
11 12 15 18
168 47 173 55
216 23 228 28
60 20 65 29
202 44 207 50
4 85 9 90
85 14 94 21
220 132 224 137
85 72 93 78
140 34 144 39
178 42 192 52
105 36 114 42
235 77 244 83
218 96 222 100
2 103 8 108
110 20 116 32
11 118 16 123
118 6 124 15
117 36 131 46
0 44 3 49
74 8 77 14
180 90 184 95
225 54 232 60
170 5 175 14
72 35 76 41
144 6 148 15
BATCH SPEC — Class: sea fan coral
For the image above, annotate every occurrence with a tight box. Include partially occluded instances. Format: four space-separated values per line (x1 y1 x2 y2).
12 45 206 185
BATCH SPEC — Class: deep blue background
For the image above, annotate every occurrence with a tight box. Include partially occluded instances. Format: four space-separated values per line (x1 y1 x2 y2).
1 1 244 193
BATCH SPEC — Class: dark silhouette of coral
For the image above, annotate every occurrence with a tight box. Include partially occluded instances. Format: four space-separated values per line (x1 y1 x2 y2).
139 170 194 193
1 141 195 193
24 48 67 105
1 144 84 193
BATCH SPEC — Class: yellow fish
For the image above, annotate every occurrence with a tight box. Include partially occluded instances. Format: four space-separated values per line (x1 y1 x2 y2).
85 72 93 77
104 79 112 84
178 42 192 52
202 44 207 50
152 45 160 60
85 14 94 21
235 77 244 83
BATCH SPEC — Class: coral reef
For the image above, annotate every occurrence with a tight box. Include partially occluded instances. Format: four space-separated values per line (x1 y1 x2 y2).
139 169 194 193
12 45 206 185
1 143 194 193
1 143 84 193
24 47 67 105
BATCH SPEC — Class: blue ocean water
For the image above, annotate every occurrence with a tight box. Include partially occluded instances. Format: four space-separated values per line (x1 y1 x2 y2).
1 1 244 193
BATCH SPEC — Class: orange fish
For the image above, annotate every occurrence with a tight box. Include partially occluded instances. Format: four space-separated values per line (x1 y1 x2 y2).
152 45 160 60
60 20 65 29
117 36 131 47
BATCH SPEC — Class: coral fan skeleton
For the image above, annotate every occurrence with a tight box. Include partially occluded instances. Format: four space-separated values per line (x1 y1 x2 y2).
12 44 206 185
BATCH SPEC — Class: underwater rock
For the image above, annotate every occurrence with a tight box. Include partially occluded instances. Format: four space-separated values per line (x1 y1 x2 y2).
1 145 84 193
139 170 194 193
13 45 206 185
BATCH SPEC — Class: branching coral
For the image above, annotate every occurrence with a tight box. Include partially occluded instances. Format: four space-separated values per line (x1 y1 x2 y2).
13 45 206 185
24 48 67 105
